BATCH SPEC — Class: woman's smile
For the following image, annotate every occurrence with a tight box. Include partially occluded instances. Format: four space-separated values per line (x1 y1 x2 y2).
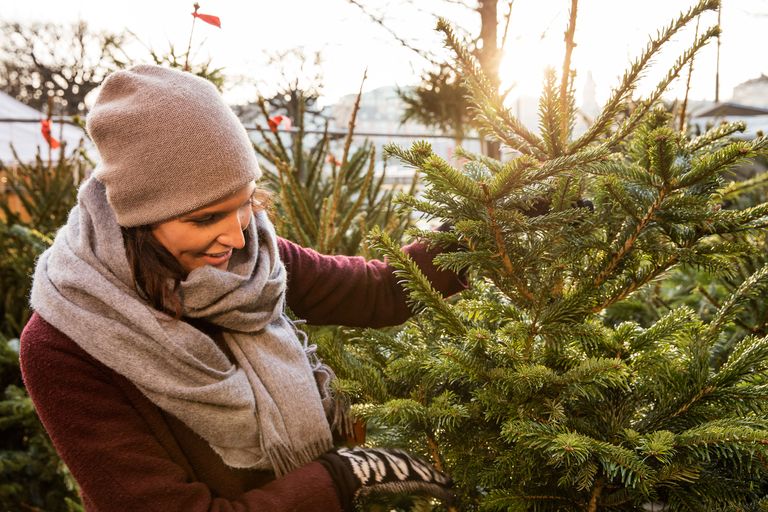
200 248 234 269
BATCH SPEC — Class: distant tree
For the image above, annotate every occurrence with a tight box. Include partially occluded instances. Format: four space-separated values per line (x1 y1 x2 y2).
145 43 226 90
264 49 326 127
0 21 129 115
349 0 512 156
232 48 327 132
399 63 469 147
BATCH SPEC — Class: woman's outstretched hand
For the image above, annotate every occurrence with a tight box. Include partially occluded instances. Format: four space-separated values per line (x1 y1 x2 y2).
318 446 456 511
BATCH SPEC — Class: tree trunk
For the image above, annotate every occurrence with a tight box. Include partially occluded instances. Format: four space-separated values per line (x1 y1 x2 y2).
477 0 501 159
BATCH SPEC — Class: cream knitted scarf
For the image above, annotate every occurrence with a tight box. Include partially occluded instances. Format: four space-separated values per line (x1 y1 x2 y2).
30 177 334 475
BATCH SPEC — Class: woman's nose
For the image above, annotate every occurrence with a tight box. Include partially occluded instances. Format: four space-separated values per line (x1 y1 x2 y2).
217 212 246 249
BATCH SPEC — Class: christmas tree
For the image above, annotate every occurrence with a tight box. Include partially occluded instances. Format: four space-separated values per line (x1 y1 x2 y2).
0 144 86 510
335 0 768 509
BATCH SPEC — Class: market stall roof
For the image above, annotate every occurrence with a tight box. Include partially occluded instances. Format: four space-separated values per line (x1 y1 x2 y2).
0 91 89 165
693 102 768 118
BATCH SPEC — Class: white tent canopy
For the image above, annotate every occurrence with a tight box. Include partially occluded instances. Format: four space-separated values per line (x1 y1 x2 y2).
0 91 89 165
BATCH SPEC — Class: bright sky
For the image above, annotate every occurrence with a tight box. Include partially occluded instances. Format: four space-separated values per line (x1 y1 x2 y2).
4 0 768 108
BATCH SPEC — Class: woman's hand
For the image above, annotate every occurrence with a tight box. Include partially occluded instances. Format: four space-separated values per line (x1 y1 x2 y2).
319 446 456 511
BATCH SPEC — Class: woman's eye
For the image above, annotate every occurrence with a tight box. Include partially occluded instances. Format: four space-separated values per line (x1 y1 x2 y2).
191 215 217 225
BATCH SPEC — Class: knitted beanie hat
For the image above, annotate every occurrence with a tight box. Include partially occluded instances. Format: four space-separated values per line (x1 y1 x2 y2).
86 65 261 227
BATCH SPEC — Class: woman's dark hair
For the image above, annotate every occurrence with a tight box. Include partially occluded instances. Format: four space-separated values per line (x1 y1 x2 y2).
122 224 186 318
122 188 272 319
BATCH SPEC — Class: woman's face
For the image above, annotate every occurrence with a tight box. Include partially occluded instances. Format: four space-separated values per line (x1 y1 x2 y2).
151 181 257 273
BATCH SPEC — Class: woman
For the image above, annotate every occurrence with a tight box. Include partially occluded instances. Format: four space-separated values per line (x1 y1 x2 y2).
20 65 462 511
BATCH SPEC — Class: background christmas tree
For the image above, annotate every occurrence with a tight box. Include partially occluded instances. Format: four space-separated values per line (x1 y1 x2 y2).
254 75 415 256
0 143 86 511
319 0 768 510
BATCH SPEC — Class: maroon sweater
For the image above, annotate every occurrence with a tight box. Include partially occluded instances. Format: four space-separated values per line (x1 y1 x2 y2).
20 238 465 512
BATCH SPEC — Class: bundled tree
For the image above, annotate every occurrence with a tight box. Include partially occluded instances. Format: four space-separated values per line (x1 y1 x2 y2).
254 76 415 256
331 0 768 510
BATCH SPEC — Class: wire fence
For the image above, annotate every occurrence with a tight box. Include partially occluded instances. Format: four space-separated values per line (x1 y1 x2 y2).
0 118 480 140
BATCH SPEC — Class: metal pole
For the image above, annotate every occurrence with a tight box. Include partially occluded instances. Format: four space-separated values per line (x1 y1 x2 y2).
715 3 722 102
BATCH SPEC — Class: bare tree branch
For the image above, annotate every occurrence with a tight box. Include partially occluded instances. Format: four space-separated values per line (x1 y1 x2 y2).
500 0 515 49
679 15 701 132
346 0 442 66
0 21 127 115
438 0 476 8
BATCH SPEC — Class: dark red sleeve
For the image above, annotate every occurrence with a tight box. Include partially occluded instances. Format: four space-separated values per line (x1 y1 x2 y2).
278 237 467 327
19 314 342 512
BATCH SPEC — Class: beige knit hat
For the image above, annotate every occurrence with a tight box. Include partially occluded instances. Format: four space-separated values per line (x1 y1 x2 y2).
86 65 261 227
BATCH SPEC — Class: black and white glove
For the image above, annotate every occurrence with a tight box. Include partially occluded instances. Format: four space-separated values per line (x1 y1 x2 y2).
318 447 455 511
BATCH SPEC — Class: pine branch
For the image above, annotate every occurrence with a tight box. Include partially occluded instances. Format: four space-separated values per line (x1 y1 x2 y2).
436 18 547 158
538 68 564 156
422 154 486 200
329 149 376 250
719 171 768 202
712 334 768 388
704 202 768 235
570 0 719 153
275 158 319 236
486 155 537 200
608 25 720 149
647 127 679 185
677 420 768 455
384 141 435 169
686 121 746 152
367 227 467 334
707 264 768 338
596 253 681 311
480 183 535 302
593 187 669 288
340 71 366 172
678 135 768 189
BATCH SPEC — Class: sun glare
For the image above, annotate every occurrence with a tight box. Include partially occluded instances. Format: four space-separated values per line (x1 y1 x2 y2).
496 0 725 117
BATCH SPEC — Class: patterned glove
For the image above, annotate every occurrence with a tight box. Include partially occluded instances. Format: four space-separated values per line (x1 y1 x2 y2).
318 447 455 511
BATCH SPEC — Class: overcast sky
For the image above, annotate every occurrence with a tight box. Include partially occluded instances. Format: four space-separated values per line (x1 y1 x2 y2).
5 0 768 107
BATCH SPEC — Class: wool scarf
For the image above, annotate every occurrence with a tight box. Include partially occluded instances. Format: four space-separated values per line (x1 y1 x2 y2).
30 177 334 475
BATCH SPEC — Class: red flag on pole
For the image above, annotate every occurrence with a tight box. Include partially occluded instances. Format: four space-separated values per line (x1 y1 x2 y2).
40 119 60 149
192 11 221 28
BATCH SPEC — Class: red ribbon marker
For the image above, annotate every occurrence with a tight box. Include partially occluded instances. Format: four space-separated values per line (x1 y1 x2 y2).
40 119 61 149
268 115 292 133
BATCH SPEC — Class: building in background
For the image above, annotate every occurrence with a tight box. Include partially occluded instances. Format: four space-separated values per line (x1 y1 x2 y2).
689 75 768 140
732 74 768 108
326 86 482 185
